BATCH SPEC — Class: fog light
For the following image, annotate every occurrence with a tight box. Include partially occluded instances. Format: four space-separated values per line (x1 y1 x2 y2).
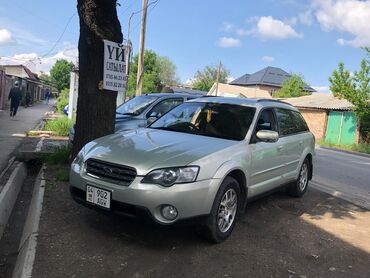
161 205 178 221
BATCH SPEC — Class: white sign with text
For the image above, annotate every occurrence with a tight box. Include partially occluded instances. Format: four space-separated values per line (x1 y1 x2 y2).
103 40 127 92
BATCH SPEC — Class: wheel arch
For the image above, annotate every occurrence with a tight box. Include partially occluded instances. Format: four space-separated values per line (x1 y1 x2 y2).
226 169 248 212
305 153 313 180
213 161 248 211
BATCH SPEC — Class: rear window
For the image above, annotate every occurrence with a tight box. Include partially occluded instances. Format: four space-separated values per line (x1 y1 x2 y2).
275 108 309 136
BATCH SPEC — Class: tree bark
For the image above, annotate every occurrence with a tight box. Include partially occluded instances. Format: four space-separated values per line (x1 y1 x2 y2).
72 0 123 159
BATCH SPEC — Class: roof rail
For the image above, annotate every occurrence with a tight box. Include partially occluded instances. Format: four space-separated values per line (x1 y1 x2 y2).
256 98 293 106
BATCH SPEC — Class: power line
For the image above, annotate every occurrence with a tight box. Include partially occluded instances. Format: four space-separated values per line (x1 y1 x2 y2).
39 13 77 59
119 0 137 16
130 0 160 33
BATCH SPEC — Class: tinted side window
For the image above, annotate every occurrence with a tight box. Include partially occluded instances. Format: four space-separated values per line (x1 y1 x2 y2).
276 108 309 136
292 111 309 133
148 98 183 118
256 109 278 132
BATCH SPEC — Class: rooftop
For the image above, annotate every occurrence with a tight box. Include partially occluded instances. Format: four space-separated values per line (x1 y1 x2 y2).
208 83 272 98
230 66 316 92
284 93 353 110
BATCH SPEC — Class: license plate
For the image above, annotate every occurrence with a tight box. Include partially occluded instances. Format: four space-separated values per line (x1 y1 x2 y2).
86 185 111 209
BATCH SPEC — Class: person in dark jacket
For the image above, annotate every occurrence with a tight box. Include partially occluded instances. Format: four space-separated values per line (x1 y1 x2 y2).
8 81 22 117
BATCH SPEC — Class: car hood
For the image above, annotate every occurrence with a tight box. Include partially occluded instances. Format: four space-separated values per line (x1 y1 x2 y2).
84 128 237 175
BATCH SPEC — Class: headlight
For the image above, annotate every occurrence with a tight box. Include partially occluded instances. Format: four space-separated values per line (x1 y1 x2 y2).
142 166 199 187
72 148 84 166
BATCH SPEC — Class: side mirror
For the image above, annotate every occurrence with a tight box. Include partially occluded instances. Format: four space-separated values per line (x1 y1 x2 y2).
148 111 159 118
256 130 279 142
147 116 157 126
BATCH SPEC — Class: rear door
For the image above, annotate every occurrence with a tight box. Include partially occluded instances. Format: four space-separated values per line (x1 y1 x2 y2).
275 108 308 181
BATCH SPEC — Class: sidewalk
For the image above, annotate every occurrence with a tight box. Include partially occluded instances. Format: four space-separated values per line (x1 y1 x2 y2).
0 102 54 174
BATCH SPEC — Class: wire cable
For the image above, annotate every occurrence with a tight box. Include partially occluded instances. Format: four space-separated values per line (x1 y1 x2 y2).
39 12 77 58
130 0 161 33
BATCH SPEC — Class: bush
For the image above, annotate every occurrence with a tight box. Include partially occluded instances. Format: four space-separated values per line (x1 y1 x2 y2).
57 88 69 113
42 144 72 165
44 116 74 136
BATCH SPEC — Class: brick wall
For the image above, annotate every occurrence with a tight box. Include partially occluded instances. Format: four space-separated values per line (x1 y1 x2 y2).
299 109 328 139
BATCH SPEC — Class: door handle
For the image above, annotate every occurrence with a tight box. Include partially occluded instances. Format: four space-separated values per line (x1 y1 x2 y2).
277 146 283 151
299 141 303 145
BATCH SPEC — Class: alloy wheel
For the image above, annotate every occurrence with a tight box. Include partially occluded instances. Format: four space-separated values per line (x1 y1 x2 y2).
217 188 238 233
299 163 308 191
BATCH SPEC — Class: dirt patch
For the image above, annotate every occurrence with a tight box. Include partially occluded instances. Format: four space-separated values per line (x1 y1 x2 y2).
32 167 370 278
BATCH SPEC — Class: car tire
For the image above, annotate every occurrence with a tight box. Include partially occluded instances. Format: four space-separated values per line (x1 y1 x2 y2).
287 158 310 197
200 176 241 243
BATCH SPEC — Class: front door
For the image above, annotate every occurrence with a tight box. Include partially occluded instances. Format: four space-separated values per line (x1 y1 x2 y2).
249 109 286 198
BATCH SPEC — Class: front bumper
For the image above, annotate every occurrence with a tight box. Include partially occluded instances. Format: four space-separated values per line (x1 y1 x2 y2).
70 163 221 224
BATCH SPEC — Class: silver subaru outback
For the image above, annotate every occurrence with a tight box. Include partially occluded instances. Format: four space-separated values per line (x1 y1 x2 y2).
70 97 315 242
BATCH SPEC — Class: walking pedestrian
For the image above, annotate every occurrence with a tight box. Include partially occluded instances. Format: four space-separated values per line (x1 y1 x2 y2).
8 81 22 117
45 89 51 105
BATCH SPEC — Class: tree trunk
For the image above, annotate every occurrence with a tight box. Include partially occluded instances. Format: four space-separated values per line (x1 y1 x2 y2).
72 0 123 159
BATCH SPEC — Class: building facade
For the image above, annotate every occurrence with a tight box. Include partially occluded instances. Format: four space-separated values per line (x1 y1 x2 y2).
0 65 53 110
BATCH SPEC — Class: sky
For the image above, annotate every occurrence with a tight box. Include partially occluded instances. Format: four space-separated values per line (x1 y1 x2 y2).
0 0 369 92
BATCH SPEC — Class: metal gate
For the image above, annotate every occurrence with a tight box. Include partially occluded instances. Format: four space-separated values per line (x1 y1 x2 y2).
325 111 356 145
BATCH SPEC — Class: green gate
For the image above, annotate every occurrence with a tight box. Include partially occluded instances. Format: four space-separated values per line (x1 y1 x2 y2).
325 111 356 145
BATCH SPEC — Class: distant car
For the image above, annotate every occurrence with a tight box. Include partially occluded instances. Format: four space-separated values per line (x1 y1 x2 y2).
63 105 69 116
70 97 315 242
69 93 202 142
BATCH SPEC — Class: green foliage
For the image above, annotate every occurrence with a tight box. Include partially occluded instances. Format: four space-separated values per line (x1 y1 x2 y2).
316 139 370 154
273 74 310 98
55 167 70 181
329 49 370 142
192 63 230 92
157 56 179 86
44 116 74 136
56 88 69 113
42 144 72 165
329 62 354 98
39 73 52 84
50 59 74 92
126 50 178 96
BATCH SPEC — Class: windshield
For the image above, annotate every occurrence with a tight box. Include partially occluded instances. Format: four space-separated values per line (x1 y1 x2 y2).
116 95 159 116
150 102 256 140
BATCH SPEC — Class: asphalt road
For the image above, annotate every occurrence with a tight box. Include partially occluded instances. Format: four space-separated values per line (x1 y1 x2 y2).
0 102 53 174
312 147 370 209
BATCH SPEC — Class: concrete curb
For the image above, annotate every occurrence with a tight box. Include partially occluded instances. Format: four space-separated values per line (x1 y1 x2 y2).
0 156 16 180
0 162 27 240
316 145 370 159
12 165 46 278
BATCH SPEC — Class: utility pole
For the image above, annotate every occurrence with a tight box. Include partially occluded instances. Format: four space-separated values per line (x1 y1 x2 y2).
124 12 134 102
125 13 134 77
136 0 148 96
215 61 222 96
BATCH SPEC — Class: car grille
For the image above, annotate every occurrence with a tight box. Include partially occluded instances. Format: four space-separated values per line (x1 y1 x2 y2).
85 158 137 186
